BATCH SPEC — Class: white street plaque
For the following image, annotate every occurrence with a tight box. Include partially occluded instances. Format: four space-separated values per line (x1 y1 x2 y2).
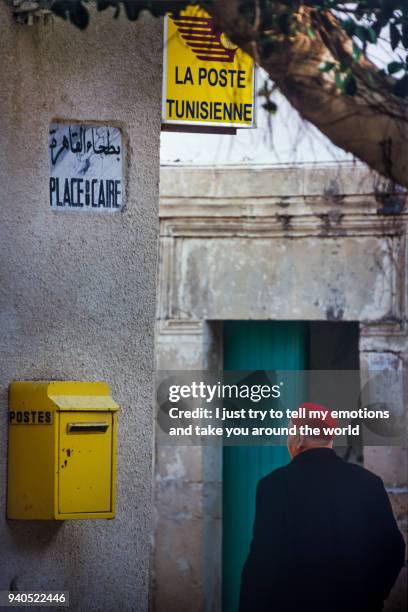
49 123 123 212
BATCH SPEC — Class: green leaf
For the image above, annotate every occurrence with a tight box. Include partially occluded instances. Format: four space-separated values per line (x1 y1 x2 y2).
352 25 377 46
69 1 89 30
402 23 408 49
342 19 355 36
380 4 394 23
372 19 383 37
334 70 343 91
306 25 317 40
319 61 335 72
149 1 173 17
343 72 357 96
123 1 141 20
339 60 351 72
51 0 69 20
352 42 361 62
354 25 367 43
96 0 112 10
365 27 377 44
394 75 408 97
262 100 278 114
387 61 404 75
390 23 401 50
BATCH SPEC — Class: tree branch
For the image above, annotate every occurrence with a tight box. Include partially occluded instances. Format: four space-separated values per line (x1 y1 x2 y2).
211 0 408 188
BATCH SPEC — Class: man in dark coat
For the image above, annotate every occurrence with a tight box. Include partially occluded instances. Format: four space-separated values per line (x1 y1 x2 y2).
239 403 406 612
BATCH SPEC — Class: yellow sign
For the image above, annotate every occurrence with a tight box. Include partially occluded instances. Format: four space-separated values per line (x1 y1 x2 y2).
163 7 255 128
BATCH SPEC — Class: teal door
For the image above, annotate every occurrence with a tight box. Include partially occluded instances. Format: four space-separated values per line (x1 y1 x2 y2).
222 321 309 612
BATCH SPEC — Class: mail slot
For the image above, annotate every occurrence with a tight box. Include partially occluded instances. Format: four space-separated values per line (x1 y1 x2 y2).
7 381 119 520
67 422 110 433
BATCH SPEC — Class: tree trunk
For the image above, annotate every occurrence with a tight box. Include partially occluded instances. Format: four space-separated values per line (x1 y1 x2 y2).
210 0 408 189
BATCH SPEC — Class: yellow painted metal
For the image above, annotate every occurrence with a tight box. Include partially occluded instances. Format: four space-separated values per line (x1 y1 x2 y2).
7 381 118 520
58 411 113 514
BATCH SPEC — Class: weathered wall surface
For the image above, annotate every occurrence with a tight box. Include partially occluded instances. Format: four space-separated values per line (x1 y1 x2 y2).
155 165 407 612
0 6 162 611
170 235 399 321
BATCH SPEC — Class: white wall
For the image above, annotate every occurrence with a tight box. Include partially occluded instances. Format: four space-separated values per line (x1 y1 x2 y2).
0 6 162 610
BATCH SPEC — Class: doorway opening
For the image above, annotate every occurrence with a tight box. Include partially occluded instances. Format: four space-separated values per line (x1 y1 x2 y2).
222 320 360 612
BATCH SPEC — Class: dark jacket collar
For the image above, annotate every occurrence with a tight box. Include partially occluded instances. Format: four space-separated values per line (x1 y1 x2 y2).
291 447 339 464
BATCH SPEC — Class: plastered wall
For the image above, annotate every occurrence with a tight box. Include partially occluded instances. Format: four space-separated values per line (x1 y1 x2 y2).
0 6 162 610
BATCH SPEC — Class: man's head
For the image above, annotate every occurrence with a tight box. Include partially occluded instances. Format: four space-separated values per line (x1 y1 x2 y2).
287 402 337 459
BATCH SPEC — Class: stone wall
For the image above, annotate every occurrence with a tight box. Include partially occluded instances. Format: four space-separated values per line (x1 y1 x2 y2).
154 164 407 612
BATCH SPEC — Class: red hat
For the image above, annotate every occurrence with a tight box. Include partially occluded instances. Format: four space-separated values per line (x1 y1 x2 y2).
291 402 338 440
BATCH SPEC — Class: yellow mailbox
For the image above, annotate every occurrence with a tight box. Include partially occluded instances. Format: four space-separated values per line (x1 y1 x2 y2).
7 381 118 520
